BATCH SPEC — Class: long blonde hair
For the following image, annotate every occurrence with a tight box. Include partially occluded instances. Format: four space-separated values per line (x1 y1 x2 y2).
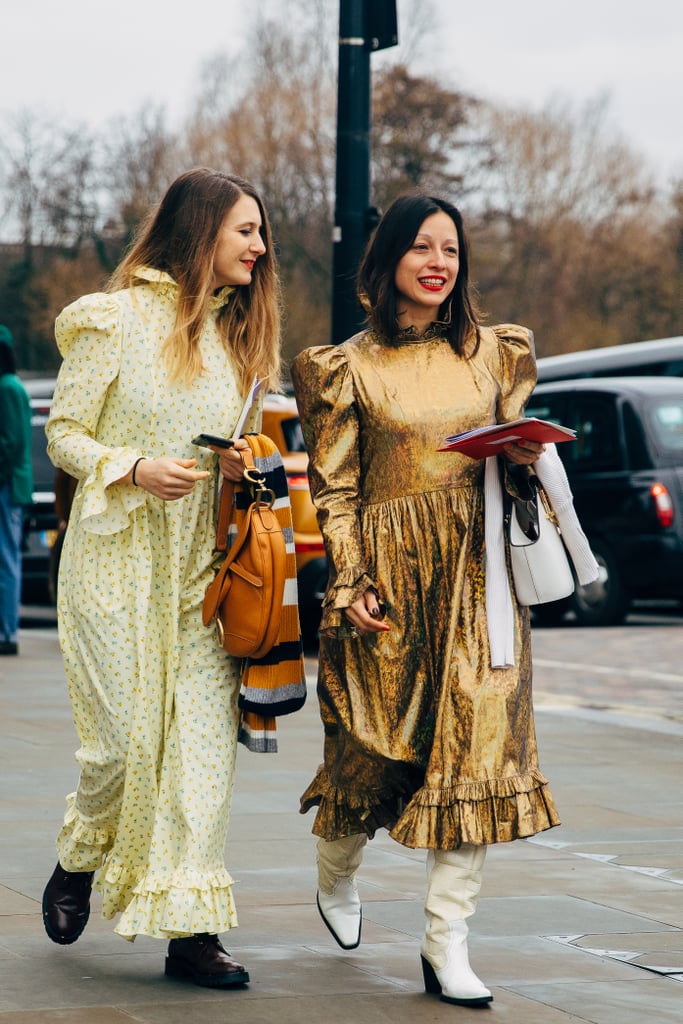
109 167 281 394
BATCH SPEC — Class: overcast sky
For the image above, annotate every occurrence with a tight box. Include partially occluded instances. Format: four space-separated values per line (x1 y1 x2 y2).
1 0 681 185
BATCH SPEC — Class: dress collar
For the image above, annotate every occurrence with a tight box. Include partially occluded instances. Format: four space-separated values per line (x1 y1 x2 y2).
393 322 448 344
132 266 235 310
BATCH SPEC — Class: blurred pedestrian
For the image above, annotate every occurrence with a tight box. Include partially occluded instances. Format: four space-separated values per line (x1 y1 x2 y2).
42 167 291 987
0 325 33 656
292 192 597 1007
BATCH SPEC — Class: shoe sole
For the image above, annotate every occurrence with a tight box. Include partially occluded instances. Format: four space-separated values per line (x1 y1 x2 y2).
440 993 493 1007
164 956 250 988
316 893 362 950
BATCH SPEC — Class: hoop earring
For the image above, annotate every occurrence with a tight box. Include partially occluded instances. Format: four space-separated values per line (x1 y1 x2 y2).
436 300 453 327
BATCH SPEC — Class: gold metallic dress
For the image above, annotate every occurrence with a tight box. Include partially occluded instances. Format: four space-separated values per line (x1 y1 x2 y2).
291 324 560 850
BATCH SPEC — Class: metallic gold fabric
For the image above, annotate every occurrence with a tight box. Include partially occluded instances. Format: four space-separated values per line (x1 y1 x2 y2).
292 325 560 849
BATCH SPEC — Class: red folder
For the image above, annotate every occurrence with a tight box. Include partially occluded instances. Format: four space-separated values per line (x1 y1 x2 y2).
439 417 576 459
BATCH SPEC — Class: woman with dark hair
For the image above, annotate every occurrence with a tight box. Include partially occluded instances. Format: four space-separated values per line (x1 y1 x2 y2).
292 192 596 1007
42 168 288 986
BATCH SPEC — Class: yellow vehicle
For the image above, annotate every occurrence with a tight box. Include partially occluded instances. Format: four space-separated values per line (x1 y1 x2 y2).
262 394 327 646
21 381 327 646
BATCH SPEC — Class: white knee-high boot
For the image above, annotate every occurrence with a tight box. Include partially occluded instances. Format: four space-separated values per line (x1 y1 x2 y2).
420 844 492 1007
316 834 367 950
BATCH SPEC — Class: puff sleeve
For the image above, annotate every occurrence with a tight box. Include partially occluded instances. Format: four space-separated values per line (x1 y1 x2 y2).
292 345 376 627
493 323 537 423
46 293 146 535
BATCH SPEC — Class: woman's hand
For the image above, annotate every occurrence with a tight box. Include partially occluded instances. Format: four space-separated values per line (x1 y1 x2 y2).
126 457 210 500
503 439 545 465
211 438 250 482
343 589 391 635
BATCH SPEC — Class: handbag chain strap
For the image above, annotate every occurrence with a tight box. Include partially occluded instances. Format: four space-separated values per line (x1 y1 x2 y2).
536 480 560 527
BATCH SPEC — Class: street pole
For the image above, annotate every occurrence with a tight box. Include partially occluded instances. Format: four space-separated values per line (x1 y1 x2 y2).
331 0 397 345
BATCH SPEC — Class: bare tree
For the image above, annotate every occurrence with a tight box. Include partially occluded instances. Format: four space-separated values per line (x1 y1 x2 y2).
2 7 681 368
0 111 102 365
185 2 337 360
0 112 97 258
371 63 484 210
469 96 668 353
100 106 180 246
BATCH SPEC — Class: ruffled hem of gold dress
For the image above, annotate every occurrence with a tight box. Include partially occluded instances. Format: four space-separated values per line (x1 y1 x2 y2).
301 766 560 848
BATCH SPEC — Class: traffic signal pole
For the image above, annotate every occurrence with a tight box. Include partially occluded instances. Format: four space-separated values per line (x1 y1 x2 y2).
331 0 397 345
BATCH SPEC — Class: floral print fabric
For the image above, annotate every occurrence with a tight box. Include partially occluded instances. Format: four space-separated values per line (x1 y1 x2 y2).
47 269 260 939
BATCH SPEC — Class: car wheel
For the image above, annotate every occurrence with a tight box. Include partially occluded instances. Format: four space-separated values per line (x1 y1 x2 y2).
571 540 629 626
297 556 328 649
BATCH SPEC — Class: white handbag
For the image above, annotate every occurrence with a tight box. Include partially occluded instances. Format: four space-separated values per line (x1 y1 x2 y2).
507 481 575 606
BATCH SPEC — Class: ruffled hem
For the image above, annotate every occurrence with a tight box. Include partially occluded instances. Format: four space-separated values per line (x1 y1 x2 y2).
300 768 412 840
390 770 561 849
96 860 238 940
301 768 560 849
56 794 116 869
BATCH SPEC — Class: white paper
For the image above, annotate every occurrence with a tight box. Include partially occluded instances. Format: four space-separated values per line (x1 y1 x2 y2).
231 375 262 440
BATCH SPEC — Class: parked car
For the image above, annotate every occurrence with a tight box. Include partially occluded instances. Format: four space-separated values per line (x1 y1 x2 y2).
18 380 327 645
261 394 327 646
526 376 683 625
536 335 683 384
20 379 60 604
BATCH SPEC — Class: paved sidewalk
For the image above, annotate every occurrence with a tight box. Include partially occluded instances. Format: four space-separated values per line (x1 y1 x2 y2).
1 628 682 1023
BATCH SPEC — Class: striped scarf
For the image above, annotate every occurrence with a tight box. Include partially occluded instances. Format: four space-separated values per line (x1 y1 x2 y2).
228 433 307 752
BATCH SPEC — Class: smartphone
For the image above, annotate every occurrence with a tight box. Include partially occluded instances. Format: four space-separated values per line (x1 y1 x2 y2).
192 433 235 449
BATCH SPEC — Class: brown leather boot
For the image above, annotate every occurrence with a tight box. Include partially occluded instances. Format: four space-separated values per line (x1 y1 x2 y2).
42 863 95 945
165 934 250 988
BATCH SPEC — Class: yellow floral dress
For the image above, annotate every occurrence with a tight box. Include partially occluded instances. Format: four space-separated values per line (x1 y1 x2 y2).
46 268 260 940
291 324 560 850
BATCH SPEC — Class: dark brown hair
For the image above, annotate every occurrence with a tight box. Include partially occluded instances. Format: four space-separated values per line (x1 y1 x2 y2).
357 192 480 355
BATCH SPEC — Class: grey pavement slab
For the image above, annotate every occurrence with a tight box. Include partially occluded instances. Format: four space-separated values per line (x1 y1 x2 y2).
1 630 682 1023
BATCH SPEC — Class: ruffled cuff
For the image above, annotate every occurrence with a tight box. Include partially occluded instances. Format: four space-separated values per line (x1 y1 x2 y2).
55 792 116 872
322 566 376 609
79 449 147 535
320 567 377 635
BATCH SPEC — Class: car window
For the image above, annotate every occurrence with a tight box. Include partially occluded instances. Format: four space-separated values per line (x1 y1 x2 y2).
622 401 653 469
562 396 623 472
528 392 623 472
646 398 683 453
598 360 681 378
279 416 306 453
525 394 567 425
526 393 577 472
30 402 56 494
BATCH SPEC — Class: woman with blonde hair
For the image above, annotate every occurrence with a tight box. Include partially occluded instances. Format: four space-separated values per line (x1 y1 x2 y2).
42 168 284 987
